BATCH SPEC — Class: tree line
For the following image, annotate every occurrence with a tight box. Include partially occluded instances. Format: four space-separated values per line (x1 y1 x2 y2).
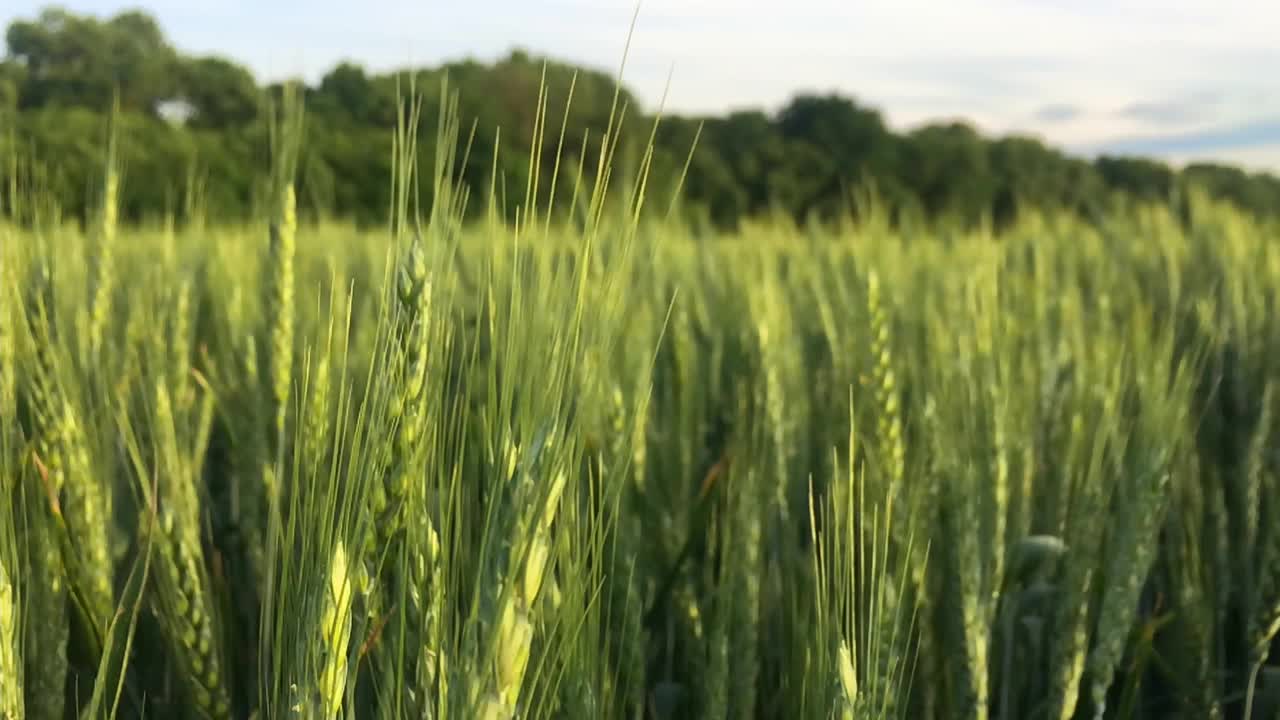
2 6 1279 230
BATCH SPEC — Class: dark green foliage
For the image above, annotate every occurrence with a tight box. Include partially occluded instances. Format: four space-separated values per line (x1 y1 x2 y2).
5 7 1280 231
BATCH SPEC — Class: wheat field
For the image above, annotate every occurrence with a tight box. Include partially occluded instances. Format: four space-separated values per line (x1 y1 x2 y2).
2 83 1280 720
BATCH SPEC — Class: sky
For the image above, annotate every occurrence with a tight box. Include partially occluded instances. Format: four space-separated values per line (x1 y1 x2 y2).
5 0 1280 171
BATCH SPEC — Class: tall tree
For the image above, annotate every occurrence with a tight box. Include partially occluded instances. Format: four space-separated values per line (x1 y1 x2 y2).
311 62 398 127
1096 156 1177 203
903 121 996 225
0 60 22 112
180 56 260 128
6 8 179 114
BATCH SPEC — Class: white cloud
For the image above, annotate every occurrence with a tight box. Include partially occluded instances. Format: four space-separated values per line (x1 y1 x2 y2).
1165 145 1280 173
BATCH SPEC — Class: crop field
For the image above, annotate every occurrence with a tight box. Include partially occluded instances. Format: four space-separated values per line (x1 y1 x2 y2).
3 85 1280 720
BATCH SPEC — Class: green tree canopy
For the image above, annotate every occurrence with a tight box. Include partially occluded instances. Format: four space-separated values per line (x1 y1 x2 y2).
5 6 1280 229
179 56 260 128
7 7 179 113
